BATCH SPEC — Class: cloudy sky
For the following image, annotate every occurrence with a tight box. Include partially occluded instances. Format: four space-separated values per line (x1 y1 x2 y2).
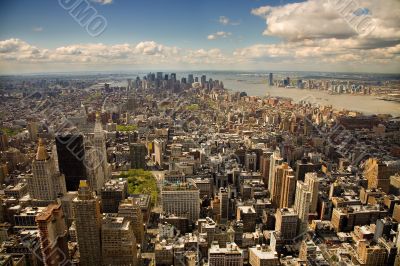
0 0 399 74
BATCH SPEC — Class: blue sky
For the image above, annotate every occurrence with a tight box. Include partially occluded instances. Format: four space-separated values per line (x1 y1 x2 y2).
0 0 289 49
0 0 399 73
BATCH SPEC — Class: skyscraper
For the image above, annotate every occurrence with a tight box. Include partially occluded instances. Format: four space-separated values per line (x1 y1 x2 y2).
294 181 312 234
73 181 102 266
36 204 70 266
268 149 283 192
219 187 229 223
118 197 144 245
304 173 320 214
28 139 66 202
269 73 273 86
56 134 86 191
188 74 194 84
101 215 138 265
130 143 147 169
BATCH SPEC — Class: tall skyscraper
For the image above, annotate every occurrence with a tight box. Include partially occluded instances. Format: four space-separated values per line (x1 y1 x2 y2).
219 187 229 223
28 139 67 202
275 208 298 240
268 149 283 192
102 215 138 265
188 74 194 84
279 165 296 208
36 204 70 266
304 173 320 214
73 181 102 266
269 73 273 86
294 181 312 234
101 179 128 213
161 183 200 222
56 134 86 191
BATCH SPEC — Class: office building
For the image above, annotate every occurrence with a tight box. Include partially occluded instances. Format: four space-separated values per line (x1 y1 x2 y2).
294 181 312 234
237 206 257 232
275 208 298 240
72 181 102 266
249 245 279 266
304 172 320 214
365 158 400 194
118 197 144 245
279 164 296 209
161 183 200 222
56 134 86 191
269 73 273 86
219 187 229 223
35 204 69 266
209 242 243 266
28 139 66 201
101 179 128 213
102 216 138 265
130 143 147 169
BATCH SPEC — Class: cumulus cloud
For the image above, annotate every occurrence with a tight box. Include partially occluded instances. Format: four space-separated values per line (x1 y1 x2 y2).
251 0 400 43
207 31 232 40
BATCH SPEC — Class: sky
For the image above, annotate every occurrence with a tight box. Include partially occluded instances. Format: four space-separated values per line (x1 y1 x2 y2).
0 0 399 74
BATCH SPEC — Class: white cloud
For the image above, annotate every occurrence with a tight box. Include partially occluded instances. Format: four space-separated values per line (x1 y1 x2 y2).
0 37 399 73
251 0 400 43
207 31 232 40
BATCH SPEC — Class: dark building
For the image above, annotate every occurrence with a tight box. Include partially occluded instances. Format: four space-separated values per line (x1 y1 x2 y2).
130 143 147 169
55 134 86 191
295 158 321 181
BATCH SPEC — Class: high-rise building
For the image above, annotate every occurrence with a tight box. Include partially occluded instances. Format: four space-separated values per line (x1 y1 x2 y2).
304 173 320 214
236 206 257 232
271 162 290 208
101 215 138 266
356 240 387 266
72 181 102 266
27 121 39 141
101 179 128 213
0 131 8 151
130 143 147 169
56 134 86 191
35 204 70 266
260 151 273 189
28 139 67 202
84 145 104 194
365 158 399 194
268 149 283 192
219 187 229 223
275 208 298 240
201 75 207 88
279 165 296 209
118 197 144 245
188 74 194 84
269 73 273 86
294 181 312 234
161 183 200 222
154 139 165 167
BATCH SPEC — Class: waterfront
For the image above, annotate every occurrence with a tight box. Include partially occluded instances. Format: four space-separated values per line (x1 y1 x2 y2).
210 73 400 117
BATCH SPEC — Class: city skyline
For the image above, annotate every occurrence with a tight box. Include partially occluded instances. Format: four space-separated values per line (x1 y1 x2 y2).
0 0 399 74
